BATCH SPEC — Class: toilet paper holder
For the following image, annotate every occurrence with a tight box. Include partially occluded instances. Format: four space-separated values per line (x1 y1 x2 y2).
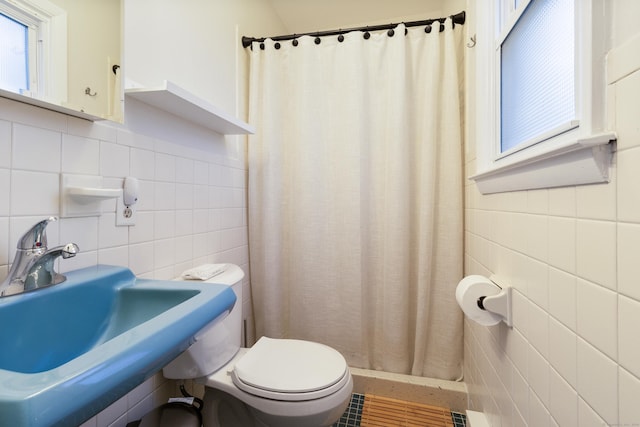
478 276 512 327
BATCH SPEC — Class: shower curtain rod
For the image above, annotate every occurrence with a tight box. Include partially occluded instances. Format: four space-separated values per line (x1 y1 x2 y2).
241 10 465 48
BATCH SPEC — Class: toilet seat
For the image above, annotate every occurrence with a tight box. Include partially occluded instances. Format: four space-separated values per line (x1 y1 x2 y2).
231 337 349 402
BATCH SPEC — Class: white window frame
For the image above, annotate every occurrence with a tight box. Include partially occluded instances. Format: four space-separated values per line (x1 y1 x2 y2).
0 0 66 105
470 0 616 194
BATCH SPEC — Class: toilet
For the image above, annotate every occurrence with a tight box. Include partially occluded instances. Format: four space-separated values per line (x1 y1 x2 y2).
163 264 353 427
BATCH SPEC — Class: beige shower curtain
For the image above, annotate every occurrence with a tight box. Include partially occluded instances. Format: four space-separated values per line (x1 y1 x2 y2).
247 20 464 380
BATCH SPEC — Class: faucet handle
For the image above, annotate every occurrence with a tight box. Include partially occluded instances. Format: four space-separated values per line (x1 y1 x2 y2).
17 217 57 251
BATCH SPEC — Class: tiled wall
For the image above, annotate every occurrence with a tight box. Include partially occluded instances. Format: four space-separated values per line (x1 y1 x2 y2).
463 2 640 426
0 96 250 426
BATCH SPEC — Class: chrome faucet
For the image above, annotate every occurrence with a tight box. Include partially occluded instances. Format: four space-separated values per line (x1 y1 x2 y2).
0 217 79 297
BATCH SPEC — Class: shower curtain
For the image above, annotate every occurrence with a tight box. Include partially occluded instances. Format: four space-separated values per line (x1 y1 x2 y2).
247 20 464 380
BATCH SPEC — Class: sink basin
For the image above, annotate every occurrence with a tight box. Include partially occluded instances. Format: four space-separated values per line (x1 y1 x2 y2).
0 264 236 426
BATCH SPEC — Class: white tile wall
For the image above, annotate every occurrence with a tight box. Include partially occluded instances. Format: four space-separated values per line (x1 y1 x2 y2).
618 296 640 378
548 317 577 387
0 96 250 425
464 4 640 425
619 367 640 425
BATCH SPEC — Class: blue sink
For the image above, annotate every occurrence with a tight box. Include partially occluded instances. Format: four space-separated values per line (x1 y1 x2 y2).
0 265 236 426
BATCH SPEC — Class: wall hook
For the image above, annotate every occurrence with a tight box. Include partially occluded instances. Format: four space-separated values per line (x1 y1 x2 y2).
467 34 476 48
85 87 97 97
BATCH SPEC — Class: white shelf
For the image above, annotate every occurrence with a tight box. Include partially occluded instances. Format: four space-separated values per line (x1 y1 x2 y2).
125 81 254 135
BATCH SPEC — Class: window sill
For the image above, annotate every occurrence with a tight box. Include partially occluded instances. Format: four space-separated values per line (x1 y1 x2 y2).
470 132 616 194
0 88 104 122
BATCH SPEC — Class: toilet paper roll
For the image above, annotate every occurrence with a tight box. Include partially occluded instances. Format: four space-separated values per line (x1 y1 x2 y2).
456 275 503 326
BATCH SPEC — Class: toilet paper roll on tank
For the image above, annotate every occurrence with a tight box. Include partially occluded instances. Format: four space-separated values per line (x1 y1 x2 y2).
455 275 512 327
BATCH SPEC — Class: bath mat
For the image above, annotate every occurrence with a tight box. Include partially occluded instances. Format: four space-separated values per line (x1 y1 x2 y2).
360 394 455 427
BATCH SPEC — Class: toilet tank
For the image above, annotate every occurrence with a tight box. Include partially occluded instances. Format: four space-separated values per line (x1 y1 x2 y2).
162 264 245 379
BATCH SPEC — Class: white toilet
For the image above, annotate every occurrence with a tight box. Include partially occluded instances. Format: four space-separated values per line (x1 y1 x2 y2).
163 264 353 427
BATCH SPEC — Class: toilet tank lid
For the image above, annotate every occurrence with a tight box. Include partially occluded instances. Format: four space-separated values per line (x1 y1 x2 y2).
233 337 348 394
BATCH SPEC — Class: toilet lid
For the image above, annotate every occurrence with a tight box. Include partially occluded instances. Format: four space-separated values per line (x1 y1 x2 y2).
231 337 349 401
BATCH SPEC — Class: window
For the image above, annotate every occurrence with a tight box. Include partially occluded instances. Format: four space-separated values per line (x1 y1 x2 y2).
471 0 615 194
500 0 576 154
0 0 66 104
0 13 29 93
